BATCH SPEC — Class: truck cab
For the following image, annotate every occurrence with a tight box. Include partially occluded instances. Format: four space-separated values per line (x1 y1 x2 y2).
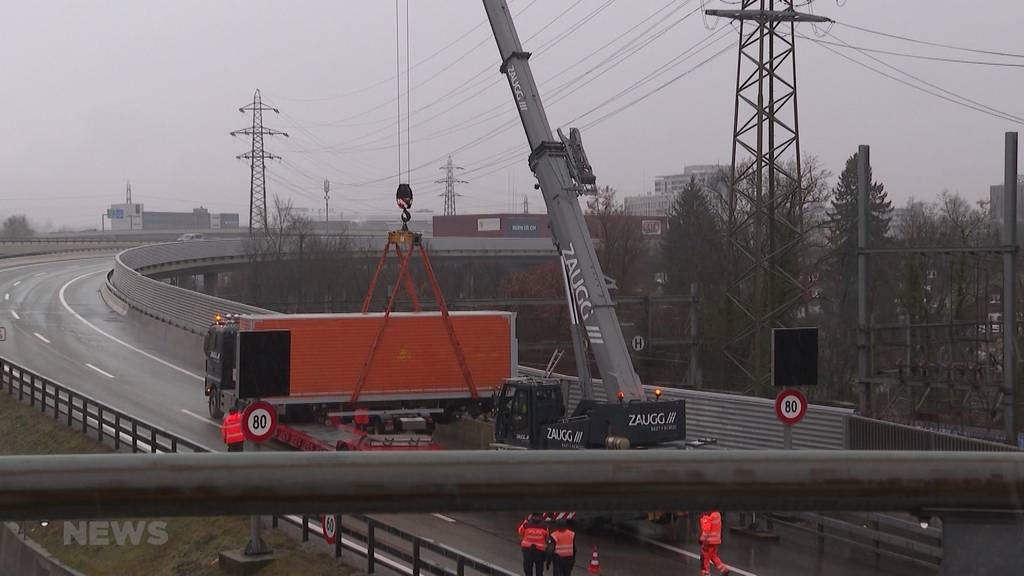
203 319 238 419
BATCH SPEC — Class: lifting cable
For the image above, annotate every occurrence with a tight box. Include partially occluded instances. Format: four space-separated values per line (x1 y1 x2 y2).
394 0 414 227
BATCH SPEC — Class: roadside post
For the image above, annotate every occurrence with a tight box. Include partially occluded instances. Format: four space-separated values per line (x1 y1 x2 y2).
241 401 278 557
772 327 818 449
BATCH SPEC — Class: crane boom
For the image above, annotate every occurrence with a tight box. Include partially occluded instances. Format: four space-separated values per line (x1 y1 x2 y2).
482 0 645 402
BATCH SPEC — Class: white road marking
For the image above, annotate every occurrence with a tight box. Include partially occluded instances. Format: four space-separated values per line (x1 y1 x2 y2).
3 293 8 301
33 332 51 344
181 408 220 429
12 280 20 287
10 310 19 320
60 271 204 382
85 363 115 379
431 513 457 523
630 534 758 576
33 272 47 277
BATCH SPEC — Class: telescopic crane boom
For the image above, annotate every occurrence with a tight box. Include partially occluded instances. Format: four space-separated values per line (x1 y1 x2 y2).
482 0 645 402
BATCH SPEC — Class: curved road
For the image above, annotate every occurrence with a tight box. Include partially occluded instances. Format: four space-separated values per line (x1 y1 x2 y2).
0 255 935 576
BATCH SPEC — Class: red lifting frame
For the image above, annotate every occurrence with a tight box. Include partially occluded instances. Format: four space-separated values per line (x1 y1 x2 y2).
352 230 478 405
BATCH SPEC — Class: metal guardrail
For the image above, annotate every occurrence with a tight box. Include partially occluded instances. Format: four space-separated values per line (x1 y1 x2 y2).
0 357 207 454
284 513 517 576
0 356 515 576
769 512 943 567
110 242 271 334
846 415 1019 452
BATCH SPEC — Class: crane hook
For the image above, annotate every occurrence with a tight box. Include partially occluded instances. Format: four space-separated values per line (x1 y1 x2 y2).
396 183 413 230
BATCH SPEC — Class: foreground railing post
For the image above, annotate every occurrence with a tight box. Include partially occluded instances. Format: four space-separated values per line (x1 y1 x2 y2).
334 514 342 559
301 515 309 542
367 520 376 574
412 538 421 576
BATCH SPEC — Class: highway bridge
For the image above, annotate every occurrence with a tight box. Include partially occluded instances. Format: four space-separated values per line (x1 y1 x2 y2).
0 243 972 575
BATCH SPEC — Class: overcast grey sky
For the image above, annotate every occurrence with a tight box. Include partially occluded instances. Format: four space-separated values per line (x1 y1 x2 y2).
2 0 1023 229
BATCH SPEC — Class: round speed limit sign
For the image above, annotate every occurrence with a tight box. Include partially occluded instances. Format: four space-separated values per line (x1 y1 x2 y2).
322 514 337 545
774 388 807 426
241 401 278 443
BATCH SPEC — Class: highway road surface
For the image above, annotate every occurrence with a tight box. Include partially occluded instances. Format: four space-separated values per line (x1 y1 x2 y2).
0 254 937 576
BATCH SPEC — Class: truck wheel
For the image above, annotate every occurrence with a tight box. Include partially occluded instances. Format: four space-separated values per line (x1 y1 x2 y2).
208 393 224 420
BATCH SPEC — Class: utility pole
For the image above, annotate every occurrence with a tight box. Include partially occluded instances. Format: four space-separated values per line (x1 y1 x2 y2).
436 155 467 216
707 2 830 390
125 180 134 232
231 89 288 237
324 179 331 227
1003 132 1019 445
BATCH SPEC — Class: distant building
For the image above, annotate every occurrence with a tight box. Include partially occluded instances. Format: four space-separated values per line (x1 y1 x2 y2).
990 176 1024 222
432 213 667 241
143 207 211 230
107 203 143 231
104 203 239 231
988 177 1024 245
624 164 727 217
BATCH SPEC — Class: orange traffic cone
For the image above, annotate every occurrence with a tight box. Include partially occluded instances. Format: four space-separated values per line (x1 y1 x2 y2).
588 544 601 574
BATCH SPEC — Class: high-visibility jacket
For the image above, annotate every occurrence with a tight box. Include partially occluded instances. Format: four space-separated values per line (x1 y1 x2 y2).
518 519 548 550
700 511 722 545
222 412 244 445
549 528 576 558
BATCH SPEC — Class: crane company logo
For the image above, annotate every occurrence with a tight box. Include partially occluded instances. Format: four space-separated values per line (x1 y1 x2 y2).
546 427 584 445
627 411 677 428
506 63 528 111
560 243 595 322
63 521 168 546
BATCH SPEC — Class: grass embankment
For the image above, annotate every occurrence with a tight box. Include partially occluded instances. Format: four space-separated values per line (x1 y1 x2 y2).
0 390 362 576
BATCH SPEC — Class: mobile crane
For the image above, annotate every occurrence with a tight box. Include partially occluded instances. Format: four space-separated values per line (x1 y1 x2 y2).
483 0 686 450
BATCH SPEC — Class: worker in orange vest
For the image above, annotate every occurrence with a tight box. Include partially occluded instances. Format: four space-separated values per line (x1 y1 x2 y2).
517 513 549 576
221 408 244 452
546 519 576 576
699 510 730 575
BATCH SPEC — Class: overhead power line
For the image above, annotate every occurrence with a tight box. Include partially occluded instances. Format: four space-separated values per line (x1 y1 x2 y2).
834 21 1024 59
810 36 1024 127
803 36 1024 68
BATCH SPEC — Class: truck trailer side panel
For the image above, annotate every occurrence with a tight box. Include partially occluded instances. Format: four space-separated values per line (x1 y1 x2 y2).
240 312 515 400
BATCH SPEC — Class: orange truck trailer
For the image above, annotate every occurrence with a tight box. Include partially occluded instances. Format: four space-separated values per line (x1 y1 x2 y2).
203 312 516 446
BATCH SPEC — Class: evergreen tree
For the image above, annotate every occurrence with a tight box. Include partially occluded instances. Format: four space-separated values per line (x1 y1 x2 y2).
661 177 724 295
821 152 893 394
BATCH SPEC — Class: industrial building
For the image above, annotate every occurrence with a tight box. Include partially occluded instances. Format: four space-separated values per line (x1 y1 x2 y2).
105 203 239 231
432 213 666 240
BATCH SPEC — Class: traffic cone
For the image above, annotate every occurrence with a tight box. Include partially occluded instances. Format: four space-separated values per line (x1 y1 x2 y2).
588 544 601 574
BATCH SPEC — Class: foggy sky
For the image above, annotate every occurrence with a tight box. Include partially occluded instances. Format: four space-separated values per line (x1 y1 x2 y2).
2 0 1022 230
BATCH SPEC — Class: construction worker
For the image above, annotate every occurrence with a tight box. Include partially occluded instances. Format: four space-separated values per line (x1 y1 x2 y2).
517 513 549 576
546 519 576 576
699 510 730 576
221 407 244 452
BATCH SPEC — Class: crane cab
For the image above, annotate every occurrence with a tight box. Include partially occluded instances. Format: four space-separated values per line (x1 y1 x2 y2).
494 377 687 450
493 378 567 449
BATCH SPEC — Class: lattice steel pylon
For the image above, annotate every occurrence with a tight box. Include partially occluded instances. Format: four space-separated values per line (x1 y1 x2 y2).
436 155 467 216
706 3 830 390
231 89 287 236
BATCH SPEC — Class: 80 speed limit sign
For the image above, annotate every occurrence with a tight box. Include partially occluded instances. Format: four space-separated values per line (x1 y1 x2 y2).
774 388 807 426
241 401 278 443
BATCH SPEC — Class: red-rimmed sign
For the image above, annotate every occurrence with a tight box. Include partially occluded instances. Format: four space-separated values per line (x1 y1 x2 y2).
241 401 277 442
774 388 807 426
322 514 337 545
